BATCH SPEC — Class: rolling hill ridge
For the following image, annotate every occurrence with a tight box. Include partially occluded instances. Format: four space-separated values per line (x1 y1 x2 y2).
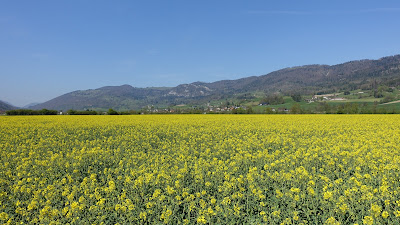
0 100 17 111
30 54 400 111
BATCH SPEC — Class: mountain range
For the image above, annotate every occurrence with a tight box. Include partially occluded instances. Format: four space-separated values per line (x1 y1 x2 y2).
0 100 17 112
22 54 400 111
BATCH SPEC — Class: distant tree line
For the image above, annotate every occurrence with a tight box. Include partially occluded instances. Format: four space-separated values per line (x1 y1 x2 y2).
232 107 254 114
5 103 400 116
286 102 398 114
66 109 141 115
6 109 58 115
66 109 99 115
260 95 285 105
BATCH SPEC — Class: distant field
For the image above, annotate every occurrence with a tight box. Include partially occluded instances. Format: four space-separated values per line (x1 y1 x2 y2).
1 115 400 224
381 100 400 105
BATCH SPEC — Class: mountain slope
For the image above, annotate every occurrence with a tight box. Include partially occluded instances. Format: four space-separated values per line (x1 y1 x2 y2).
0 100 17 111
206 55 400 95
31 54 400 111
31 85 170 111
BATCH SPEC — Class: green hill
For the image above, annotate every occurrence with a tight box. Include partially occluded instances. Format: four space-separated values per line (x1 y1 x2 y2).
31 54 400 111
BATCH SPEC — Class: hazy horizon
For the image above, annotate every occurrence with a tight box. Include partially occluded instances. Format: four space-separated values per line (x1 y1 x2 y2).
1 0 400 107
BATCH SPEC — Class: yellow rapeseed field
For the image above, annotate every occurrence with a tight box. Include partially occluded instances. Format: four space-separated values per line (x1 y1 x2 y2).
1 115 400 224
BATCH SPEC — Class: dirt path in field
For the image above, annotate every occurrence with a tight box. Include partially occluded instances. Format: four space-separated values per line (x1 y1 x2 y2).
381 100 400 105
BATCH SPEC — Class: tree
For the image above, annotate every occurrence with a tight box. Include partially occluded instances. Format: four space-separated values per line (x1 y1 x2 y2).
374 90 384 98
260 95 285 105
67 109 77 115
66 109 98 115
6 109 57 115
291 93 302 102
290 103 302 114
232 107 246 114
246 107 254 114
316 102 332 114
39 109 58 115
265 107 275 114
107 108 119 115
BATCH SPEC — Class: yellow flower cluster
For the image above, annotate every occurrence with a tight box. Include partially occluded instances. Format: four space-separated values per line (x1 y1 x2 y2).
1 114 400 224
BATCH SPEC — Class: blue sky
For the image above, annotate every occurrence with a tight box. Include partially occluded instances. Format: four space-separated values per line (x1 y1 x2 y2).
1 1 400 107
